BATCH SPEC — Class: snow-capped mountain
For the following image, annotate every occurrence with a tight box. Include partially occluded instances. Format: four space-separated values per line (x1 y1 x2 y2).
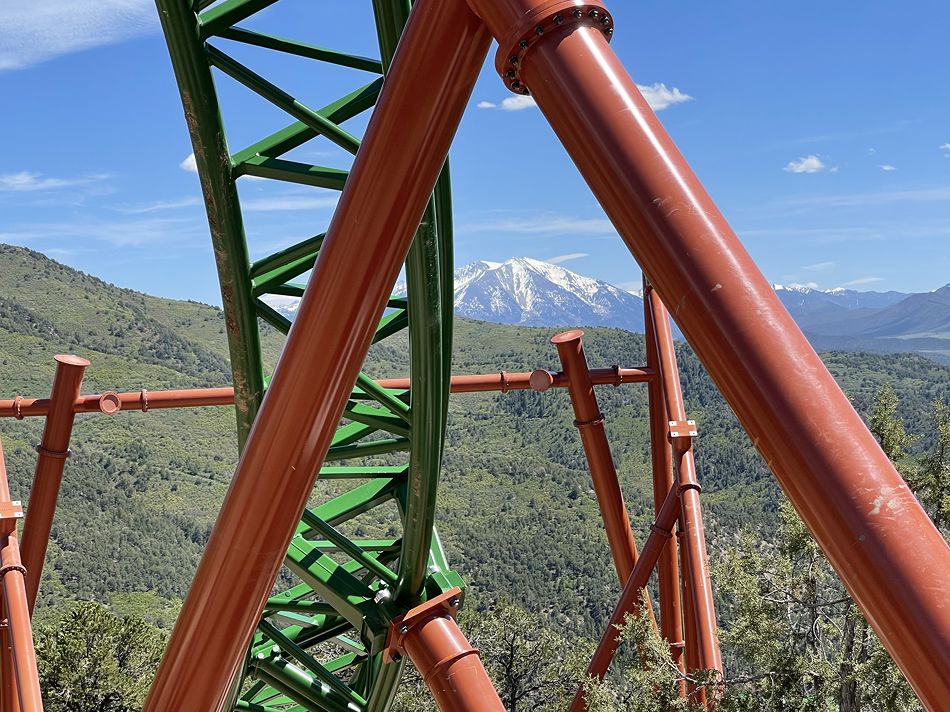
449 258 645 331
772 283 908 330
262 262 950 364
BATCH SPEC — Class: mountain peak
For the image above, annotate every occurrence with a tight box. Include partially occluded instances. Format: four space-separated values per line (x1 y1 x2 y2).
453 258 645 331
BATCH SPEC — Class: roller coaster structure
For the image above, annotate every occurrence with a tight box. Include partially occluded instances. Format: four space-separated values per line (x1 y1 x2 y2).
0 0 948 710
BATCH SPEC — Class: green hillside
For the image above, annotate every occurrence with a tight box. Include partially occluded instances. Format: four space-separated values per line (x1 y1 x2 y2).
0 243 947 639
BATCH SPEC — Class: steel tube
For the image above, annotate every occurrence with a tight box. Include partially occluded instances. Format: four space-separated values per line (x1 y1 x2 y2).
0 543 40 712
643 292 685 672
0 371 652 420
551 331 641 582
572 484 681 711
0 387 235 419
400 613 504 712
679 537 701 699
0 624 17 712
144 1 491 708
0 445 41 712
466 3 950 703
377 367 653 393
647 288 722 676
19 355 87 613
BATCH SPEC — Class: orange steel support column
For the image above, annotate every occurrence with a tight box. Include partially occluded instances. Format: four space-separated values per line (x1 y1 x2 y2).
465 0 950 704
19 355 88 613
550 330 643 583
386 590 504 711
679 540 701 699
646 287 722 677
571 485 680 712
145 1 492 708
0 444 42 712
643 293 685 672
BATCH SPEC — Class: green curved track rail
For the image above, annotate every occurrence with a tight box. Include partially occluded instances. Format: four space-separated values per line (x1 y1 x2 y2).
156 1 462 709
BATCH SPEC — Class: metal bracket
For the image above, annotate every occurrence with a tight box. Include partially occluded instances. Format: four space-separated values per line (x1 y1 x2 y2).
668 419 697 439
383 587 463 663
0 500 23 535
495 0 614 95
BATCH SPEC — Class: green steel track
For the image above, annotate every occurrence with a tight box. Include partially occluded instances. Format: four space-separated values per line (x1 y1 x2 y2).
156 1 462 709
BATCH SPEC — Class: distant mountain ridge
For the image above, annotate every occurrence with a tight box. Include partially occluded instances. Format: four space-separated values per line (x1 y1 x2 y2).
268 257 950 364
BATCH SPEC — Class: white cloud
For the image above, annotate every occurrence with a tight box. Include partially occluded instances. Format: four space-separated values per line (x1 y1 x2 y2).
113 196 203 214
477 81 691 113
0 171 108 192
637 83 692 111
501 95 537 111
783 155 826 174
0 216 202 248
879 164 896 172
784 186 950 209
180 153 198 174
940 143 950 151
242 195 339 212
0 0 157 71
803 261 836 272
544 252 589 265
459 213 614 236
840 276 884 287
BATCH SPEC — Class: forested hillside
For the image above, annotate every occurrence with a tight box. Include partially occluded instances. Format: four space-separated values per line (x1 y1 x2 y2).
1 243 947 643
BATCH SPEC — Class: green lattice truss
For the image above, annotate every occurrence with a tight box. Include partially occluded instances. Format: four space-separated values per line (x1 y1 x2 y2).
156 1 463 709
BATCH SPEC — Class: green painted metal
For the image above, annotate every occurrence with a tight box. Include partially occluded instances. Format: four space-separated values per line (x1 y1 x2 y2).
155 0 264 447
155 1 461 708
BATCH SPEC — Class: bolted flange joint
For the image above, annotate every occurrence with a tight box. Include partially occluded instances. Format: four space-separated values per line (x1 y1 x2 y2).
383 587 463 664
495 0 614 95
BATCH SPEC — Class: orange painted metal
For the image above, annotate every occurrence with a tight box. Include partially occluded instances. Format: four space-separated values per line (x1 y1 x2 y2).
19 355 88 614
571 483 680 711
646 287 722 677
145 1 492 707
385 589 504 711
0 374 653 420
643 292 685 673
0 443 42 712
0 386 234 419
465 1 950 703
377 366 653 394
550 330 642 582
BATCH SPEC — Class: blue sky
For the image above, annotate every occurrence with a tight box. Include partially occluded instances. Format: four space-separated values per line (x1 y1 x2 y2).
1 1 948 305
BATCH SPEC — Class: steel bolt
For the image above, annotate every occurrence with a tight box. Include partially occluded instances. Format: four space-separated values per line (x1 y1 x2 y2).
399 625 409 635
506 70 516 79
519 39 529 49
512 81 521 90
605 27 613 36
588 9 600 19
535 25 544 35
449 597 460 608
554 14 563 24
573 8 582 18
509 56 518 65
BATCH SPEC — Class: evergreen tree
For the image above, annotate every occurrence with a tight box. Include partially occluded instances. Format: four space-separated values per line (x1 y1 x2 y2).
36 602 166 712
